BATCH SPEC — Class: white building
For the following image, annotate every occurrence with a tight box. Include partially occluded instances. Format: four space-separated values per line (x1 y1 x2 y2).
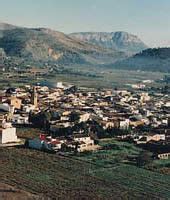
12 114 29 125
28 137 61 151
119 119 130 129
22 104 36 113
56 82 64 89
74 135 94 146
0 124 18 144
79 113 91 123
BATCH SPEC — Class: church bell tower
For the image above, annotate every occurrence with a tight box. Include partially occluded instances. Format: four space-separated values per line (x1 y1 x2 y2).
31 86 38 107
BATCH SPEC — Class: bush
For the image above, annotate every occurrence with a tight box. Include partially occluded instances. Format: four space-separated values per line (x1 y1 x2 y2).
137 151 153 167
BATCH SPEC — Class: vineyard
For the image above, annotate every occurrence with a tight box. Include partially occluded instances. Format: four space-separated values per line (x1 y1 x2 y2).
0 146 170 199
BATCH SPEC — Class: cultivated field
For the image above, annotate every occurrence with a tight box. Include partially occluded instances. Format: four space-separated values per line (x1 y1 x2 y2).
0 183 38 200
0 67 168 90
49 67 167 89
0 144 170 199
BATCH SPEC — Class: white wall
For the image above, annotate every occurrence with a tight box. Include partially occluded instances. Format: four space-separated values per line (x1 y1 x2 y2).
0 128 18 144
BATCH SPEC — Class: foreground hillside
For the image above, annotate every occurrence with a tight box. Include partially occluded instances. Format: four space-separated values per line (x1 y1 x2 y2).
0 146 170 200
0 183 38 200
110 48 170 73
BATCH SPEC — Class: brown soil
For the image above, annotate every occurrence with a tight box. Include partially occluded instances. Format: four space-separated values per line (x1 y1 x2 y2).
0 183 39 200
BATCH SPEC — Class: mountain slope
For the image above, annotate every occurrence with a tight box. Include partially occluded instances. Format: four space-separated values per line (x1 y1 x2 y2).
69 32 148 55
110 48 170 72
0 22 17 30
0 27 127 66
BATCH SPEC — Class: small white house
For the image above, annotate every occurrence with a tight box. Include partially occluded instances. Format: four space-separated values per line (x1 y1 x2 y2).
0 126 18 144
27 137 62 151
22 104 36 113
119 119 130 130
12 114 29 125
73 135 94 146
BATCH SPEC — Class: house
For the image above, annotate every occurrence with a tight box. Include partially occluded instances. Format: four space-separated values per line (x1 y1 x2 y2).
12 114 29 125
73 135 94 145
27 134 62 151
0 122 18 144
101 121 115 129
140 93 150 103
22 104 37 113
5 88 17 97
157 152 170 160
129 116 145 127
136 134 165 144
79 113 91 122
73 135 95 152
119 119 130 129
8 96 22 110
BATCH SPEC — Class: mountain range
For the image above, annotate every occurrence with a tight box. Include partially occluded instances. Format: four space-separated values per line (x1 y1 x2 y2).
69 32 147 55
0 23 127 66
0 22 17 31
0 22 146 65
0 22 169 72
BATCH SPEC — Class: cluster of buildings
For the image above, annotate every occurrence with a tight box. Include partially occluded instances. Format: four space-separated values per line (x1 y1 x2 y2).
0 82 169 158
27 134 96 153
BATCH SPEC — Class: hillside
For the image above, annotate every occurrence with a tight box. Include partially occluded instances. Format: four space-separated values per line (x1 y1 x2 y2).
0 27 127 66
1 147 170 199
110 48 170 72
69 32 148 55
0 22 17 30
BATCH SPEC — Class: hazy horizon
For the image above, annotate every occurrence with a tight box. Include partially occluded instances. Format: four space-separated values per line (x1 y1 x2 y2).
0 0 170 48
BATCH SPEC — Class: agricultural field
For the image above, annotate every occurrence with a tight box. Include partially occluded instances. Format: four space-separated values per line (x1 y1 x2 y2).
76 139 141 167
48 66 168 89
0 138 170 199
151 159 170 175
0 147 139 200
0 183 38 200
0 66 168 90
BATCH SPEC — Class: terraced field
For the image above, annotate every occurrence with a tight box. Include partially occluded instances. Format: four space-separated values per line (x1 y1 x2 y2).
0 147 170 199
92 165 170 199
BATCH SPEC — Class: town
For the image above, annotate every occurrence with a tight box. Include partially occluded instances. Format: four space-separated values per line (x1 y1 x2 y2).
0 82 169 160
1 1 170 199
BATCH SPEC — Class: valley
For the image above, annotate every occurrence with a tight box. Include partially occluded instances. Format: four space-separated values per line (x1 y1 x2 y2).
0 64 167 90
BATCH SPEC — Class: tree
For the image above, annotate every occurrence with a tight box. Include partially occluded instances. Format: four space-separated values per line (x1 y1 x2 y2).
70 111 80 122
114 153 127 163
137 151 152 167
29 111 51 131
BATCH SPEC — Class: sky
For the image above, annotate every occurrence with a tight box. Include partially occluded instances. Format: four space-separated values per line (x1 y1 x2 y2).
0 0 170 47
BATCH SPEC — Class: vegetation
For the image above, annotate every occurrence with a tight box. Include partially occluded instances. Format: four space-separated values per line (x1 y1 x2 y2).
113 48 170 72
148 159 170 175
16 127 43 139
77 139 141 167
136 151 153 167
0 146 170 199
0 62 167 90
0 27 124 66
29 111 51 131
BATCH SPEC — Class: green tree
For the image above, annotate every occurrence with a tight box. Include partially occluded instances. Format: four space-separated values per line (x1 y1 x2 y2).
70 111 80 122
29 111 51 131
137 151 152 167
